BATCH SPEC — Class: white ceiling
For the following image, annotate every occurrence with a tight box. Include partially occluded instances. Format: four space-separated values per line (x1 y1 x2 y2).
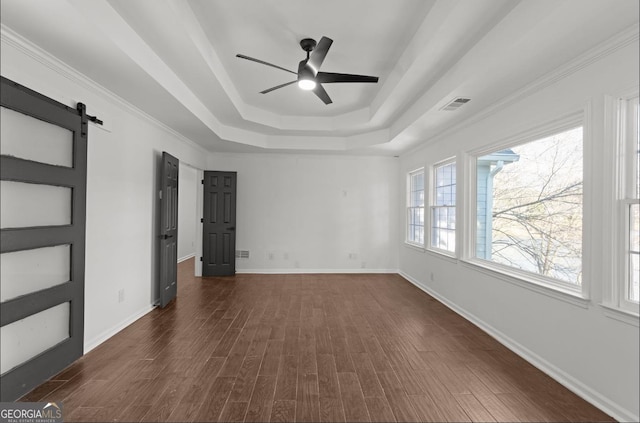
1 0 638 155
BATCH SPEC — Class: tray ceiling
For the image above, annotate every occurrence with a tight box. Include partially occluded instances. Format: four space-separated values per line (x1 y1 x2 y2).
1 0 638 154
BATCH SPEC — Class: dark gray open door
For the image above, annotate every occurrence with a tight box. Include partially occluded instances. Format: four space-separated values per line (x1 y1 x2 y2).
159 152 178 307
202 171 237 276
0 77 88 400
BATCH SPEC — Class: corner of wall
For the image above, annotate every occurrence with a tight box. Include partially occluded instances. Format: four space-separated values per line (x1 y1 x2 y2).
83 305 155 354
398 271 639 423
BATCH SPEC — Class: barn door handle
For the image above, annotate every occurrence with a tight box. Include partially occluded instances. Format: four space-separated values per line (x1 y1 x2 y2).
227 226 235 231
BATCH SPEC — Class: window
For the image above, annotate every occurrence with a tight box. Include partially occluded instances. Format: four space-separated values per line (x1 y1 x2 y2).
431 161 456 253
603 92 639 319
622 96 639 306
475 126 583 288
407 169 425 245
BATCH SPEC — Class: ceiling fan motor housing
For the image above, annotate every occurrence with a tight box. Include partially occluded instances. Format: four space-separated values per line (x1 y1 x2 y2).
299 38 317 52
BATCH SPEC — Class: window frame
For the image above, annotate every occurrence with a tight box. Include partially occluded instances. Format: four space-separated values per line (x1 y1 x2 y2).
615 93 640 315
406 168 425 247
462 113 587 300
428 158 457 257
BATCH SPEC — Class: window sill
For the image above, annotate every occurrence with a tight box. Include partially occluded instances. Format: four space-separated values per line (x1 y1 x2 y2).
600 303 640 327
460 259 590 309
426 248 458 264
404 242 425 253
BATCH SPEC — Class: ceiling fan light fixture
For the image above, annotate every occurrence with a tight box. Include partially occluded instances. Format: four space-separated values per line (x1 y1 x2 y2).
298 78 316 91
236 36 378 104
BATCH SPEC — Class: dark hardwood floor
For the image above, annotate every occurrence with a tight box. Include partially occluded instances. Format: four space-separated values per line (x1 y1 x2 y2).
20 258 614 422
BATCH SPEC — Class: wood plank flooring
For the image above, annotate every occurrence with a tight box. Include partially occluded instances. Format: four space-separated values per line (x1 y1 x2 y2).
19 258 614 422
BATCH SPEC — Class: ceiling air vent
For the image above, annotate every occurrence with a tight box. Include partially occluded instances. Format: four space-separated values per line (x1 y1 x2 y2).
440 97 471 111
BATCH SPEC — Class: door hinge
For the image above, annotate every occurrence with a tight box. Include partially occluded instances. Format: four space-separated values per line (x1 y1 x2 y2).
201 179 204 184
200 257 203 262
200 218 204 223
158 190 162 200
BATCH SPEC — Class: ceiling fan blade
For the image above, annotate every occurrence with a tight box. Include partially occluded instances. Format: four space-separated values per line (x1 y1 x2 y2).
236 54 297 75
306 36 333 74
316 72 379 84
313 83 332 105
260 80 297 94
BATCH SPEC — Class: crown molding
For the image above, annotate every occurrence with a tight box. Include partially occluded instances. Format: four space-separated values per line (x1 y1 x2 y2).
4 16 636 156
403 24 640 157
1 24 211 157
1 22 390 154
168 0 376 133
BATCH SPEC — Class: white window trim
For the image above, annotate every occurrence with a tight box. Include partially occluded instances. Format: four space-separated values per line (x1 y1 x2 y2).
406 167 425 248
404 242 426 253
460 260 589 308
427 157 457 258
602 88 640 320
462 111 588 301
621 198 639 312
601 303 639 327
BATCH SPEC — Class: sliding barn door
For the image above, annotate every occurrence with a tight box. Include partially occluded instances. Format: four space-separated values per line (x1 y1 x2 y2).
202 171 237 276
0 77 88 401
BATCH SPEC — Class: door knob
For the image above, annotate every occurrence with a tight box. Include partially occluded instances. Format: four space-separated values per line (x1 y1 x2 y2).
227 226 235 230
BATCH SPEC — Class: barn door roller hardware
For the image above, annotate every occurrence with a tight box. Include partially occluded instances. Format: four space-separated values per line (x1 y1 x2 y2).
76 102 103 125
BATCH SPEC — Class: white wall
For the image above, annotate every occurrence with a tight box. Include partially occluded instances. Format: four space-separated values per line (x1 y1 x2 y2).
1 38 209 352
177 163 198 261
397 40 639 421
208 153 399 272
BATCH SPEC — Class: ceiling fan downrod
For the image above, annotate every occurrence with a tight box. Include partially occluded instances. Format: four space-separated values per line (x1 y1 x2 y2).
299 38 317 60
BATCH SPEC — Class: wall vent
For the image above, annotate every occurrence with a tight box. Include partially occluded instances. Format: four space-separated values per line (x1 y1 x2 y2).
235 250 250 259
440 97 471 111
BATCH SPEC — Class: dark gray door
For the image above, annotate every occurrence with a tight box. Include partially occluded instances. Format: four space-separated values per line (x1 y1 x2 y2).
159 152 179 307
202 171 237 276
0 77 88 401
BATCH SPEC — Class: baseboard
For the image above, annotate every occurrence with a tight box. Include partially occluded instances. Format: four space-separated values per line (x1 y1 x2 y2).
83 304 156 354
178 253 195 263
399 271 638 423
236 268 398 274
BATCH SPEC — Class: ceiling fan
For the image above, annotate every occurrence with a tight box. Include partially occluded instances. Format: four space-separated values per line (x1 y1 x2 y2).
236 36 379 105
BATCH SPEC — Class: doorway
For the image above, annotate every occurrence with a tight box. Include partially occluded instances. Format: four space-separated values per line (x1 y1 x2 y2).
202 171 237 276
158 152 179 308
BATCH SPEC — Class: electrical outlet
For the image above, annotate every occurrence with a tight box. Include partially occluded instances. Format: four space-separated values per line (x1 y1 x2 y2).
430 272 435 281
268 252 275 260
118 289 125 303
